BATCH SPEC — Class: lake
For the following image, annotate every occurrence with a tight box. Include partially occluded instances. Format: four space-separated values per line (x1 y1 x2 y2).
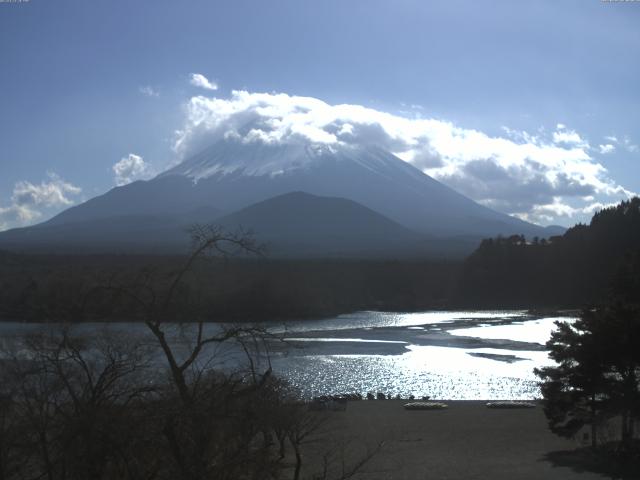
0 310 576 400
267 310 575 400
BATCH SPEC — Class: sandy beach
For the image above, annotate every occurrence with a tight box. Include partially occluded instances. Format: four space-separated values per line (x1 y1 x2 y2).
299 400 607 480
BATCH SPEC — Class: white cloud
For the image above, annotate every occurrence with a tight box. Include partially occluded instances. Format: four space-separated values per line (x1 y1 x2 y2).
139 85 159 97
0 173 82 231
113 153 150 186
623 136 639 153
602 135 638 153
520 199 628 225
516 199 580 225
189 73 218 91
598 144 615 154
12 172 81 210
172 90 635 225
0 204 38 227
552 124 587 147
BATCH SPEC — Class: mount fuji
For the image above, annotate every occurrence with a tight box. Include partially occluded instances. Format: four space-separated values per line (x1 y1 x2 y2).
0 139 563 257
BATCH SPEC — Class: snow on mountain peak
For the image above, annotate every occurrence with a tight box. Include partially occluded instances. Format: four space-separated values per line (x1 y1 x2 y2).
160 138 410 181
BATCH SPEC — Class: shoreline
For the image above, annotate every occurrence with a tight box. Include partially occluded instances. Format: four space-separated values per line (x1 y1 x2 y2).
0 307 581 325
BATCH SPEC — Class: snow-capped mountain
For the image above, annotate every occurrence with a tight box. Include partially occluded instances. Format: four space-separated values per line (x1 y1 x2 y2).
165 139 550 238
0 138 560 256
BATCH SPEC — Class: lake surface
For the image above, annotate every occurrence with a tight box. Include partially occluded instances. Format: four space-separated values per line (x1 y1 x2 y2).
0 310 576 400
268 310 575 400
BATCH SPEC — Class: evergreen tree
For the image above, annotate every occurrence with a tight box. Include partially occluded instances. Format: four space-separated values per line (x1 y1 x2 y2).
459 197 640 308
536 302 640 451
535 311 611 447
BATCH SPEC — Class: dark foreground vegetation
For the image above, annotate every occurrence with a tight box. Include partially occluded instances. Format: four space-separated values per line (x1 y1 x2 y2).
0 227 378 480
0 200 638 479
0 326 383 480
533 204 640 476
457 197 640 308
536 303 640 474
0 198 639 322
0 253 458 323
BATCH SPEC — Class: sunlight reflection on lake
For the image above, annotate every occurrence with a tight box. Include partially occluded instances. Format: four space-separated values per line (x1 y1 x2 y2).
273 346 556 400
449 316 574 345
271 310 528 333
270 311 576 400
0 310 577 400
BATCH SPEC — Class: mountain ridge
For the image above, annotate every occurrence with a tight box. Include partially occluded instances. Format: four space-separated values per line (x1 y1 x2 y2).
0 139 565 257
215 191 430 257
50 139 550 235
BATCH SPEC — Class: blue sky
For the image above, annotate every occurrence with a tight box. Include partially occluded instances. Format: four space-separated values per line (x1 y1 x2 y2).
1 0 639 229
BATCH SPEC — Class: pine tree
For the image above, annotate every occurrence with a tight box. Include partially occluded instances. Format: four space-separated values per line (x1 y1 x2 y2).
536 303 640 451
535 311 611 447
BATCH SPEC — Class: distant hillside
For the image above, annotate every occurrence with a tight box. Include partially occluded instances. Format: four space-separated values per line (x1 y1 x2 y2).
215 191 431 258
0 192 433 258
0 214 199 255
0 190 479 259
456 197 640 307
0 139 558 258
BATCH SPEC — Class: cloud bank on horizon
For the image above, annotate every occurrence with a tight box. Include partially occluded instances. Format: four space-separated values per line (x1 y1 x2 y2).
0 173 81 231
173 90 637 225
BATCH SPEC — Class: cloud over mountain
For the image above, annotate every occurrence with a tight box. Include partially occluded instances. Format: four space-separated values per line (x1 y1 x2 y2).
113 153 151 186
173 90 635 225
0 173 81 230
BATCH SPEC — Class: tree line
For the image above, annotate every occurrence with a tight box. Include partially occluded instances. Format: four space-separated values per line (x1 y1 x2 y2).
457 197 640 308
534 256 640 473
529 200 640 470
0 254 458 324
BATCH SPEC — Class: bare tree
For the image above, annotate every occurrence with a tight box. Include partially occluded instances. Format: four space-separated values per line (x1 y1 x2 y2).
0 224 382 480
0 327 157 480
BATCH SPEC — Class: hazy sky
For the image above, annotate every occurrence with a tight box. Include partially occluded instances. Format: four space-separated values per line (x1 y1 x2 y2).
1 0 639 229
